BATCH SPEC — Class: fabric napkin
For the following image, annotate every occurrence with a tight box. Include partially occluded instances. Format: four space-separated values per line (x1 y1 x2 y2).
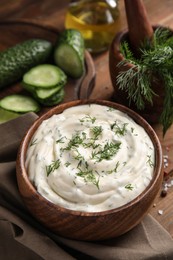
1 113 173 260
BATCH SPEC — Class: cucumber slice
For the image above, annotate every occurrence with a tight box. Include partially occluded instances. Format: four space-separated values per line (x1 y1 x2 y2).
54 29 85 78
0 94 40 113
36 88 65 106
35 85 63 99
0 39 53 89
23 64 67 88
0 108 19 123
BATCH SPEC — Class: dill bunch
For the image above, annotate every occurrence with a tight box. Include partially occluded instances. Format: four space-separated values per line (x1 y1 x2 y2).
116 27 173 135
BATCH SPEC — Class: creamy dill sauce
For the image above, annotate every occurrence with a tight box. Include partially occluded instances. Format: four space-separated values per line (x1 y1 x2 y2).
26 104 155 212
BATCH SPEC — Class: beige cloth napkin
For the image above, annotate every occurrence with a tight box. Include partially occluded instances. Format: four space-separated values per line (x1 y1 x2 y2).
1 113 173 260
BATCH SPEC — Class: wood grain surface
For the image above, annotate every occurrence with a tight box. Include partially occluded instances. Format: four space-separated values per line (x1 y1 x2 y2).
0 0 173 237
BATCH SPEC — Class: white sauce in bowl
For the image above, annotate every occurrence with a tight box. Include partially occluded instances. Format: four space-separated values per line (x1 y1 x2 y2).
26 104 155 212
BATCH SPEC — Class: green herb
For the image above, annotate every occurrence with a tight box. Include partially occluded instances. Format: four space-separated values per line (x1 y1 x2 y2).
56 137 66 143
111 121 128 136
91 126 103 140
46 159 61 176
131 127 134 133
64 133 85 150
107 161 120 174
65 161 71 167
74 151 85 163
125 183 134 191
77 168 99 189
83 141 100 149
79 115 96 124
117 27 173 134
30 138 38 146
107 107 115 112
91 141 121 162
146 155 154 167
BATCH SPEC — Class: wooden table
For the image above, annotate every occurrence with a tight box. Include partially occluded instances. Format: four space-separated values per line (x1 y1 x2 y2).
0 0 173 237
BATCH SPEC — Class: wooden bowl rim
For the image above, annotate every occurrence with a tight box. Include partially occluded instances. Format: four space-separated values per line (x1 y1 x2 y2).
17 99 163 216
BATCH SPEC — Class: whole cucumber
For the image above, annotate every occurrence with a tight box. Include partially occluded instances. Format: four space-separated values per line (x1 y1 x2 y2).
54 29 85 78
0 39 53 89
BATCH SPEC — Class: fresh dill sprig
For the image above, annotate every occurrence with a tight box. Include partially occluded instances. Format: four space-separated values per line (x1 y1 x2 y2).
117 27 173 134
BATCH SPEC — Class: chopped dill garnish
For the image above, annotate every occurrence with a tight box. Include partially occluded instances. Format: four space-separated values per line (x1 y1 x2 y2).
56 137 66 143
30 138 38 146
131 127 134 133
107 107 115 112
146 155 154 167
90 126 103 140
65 161 71 167
125 183 134 191
107 161 120 174
91 141 121 162
79 115 96 124
64 133 86 150
111 121 128 136
46 159 61 176
76 168 100 189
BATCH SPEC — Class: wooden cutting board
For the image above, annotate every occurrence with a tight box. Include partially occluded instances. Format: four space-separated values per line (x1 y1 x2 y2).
0 22 96 116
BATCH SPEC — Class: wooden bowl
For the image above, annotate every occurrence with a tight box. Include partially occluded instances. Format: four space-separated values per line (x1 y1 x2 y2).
109 26 166 124
0 22 96 116
16 99 163 241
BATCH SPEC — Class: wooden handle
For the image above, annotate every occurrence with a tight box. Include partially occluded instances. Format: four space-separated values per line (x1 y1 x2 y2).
124 0 153 55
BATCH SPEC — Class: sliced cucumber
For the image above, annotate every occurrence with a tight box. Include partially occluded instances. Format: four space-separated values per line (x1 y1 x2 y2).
0 39 52 89
35 85 63 99
23 64 67 88
36 88 65 106
54 29 85 78
0 94 40 113
0 108 19 123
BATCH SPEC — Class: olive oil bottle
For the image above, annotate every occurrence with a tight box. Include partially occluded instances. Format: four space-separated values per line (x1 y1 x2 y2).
65 0 119 53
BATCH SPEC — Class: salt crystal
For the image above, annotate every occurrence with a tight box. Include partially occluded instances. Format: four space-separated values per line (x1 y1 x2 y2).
164 163 168 168
158 210 163 215
163 185 168 191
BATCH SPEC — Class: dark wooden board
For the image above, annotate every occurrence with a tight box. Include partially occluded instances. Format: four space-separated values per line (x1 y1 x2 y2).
0 22 96 116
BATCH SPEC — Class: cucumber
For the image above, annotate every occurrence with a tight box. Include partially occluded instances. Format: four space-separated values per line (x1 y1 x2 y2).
35 85 63 99
23 64 67 88
54 29 85 78
0 108 19 123
36 88 65 106
0 39 53 89
0 94 40 113
22 64 66 106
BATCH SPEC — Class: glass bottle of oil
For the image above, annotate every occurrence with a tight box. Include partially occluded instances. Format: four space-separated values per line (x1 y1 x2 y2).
65 0 119 53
